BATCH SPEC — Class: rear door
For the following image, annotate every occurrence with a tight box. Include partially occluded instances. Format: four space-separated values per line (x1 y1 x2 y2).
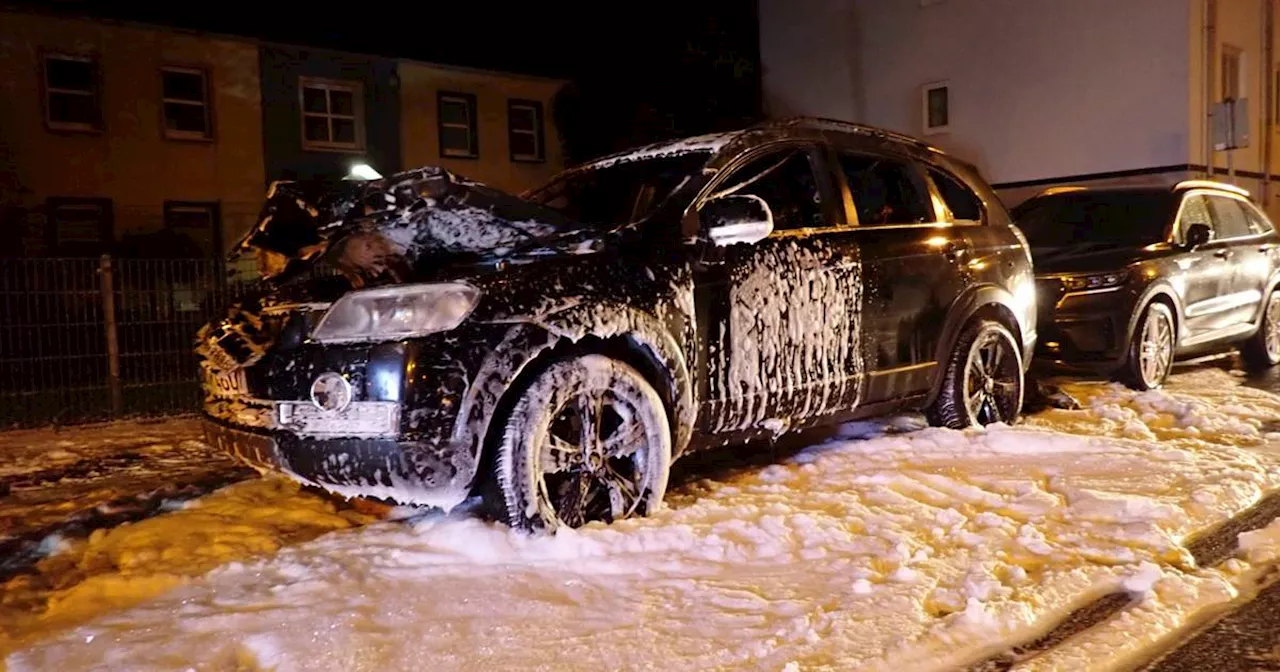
1205 194 1270 328
834 149 974 404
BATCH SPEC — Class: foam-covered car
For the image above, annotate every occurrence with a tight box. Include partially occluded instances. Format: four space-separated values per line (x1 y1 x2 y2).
198 117 1037 530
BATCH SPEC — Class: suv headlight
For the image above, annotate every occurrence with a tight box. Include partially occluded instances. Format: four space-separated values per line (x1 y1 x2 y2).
312 282 481 343
1061 271 1128 292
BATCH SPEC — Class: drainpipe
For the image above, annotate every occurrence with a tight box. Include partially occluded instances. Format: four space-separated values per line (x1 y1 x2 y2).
1207 0 1217 178
1264 0 1274 205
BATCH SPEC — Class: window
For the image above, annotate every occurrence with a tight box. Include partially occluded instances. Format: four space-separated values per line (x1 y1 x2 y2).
44 54 100 130
47 197 112 253
838 153 932 226
300 78 364 151
1016 191 1178 248
710 148 825 231
1243 201 1276 234
1177 194 1214 244
1222 45 1244 101
1207 195 1253 239
508 99 545 162
928 167 983 222
922 82 949 134
164 202 221 256
526 151 710 225
439 92 478 158
161 67 211 139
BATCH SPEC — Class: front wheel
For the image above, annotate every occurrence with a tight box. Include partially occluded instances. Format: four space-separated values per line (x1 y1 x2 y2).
1241 290 1280 371
927 320 1024 429
493 354 672 532
1121 302 1175 390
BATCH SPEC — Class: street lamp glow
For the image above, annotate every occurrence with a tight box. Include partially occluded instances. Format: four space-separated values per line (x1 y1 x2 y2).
348 163 382 180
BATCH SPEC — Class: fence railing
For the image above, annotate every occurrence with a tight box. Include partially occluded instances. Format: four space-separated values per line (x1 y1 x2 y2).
0 256 259 428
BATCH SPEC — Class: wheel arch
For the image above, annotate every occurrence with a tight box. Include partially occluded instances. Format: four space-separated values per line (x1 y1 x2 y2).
926 284 1025 406
458 303 695 494
1125 282 1183 353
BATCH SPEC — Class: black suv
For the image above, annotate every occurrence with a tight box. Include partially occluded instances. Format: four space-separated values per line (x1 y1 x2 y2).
198 118 1036 530
1015 181 1280 389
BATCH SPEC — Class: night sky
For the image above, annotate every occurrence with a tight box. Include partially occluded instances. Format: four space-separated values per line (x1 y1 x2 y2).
19 0 762 161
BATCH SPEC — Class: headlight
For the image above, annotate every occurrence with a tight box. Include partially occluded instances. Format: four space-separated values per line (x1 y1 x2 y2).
1061 271 1128 292
311 282 481 343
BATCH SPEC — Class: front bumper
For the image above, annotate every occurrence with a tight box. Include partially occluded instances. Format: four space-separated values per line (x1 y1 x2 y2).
1033 281 1138 373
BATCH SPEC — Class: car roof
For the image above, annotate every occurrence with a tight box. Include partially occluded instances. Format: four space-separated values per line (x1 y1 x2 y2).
569 117 949 173
1030 180 1251 200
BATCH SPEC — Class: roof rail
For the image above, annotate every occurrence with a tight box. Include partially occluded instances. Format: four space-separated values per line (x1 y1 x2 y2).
1038 186 1088 196
1174 179 1250 197
757 116 940 152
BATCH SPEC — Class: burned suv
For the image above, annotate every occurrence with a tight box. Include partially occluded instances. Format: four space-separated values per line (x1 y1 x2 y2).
199 118 1036 530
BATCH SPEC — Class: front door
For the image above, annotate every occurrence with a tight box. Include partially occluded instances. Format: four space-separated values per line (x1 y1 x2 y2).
693 144 863 435
1206 194 1270 328
1176 193 1237 337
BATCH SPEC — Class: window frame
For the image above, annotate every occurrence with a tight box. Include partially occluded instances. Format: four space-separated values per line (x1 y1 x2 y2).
508 99 545 163
692 141 844 237
45 196 113 253
921 81 950 135
163 200 223 256
438 91 479 159
830 147 950 229
1222 45 1245 101
925 165 986 226
1204 192 1269 242
160 65 213 141
1172 190 1224 245
42 52 102 132
298 76 366 153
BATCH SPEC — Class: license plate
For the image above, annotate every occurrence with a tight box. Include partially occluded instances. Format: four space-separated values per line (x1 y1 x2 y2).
205 367 249 398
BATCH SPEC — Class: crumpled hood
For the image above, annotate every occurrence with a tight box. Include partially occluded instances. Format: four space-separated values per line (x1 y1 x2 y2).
233 167 602 284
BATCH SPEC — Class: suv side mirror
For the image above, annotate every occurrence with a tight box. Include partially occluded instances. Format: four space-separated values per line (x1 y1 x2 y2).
701 194 774 246
1185 222 1213 249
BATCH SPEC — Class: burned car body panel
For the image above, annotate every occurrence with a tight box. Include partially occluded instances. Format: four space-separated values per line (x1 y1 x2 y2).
199 117 1035 511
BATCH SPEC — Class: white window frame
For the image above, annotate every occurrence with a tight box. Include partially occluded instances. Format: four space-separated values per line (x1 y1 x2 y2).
439 93 477 158
160 66 211 140
299 77 365 152
509 101 543 162
921 81 950 135
44 53 99 131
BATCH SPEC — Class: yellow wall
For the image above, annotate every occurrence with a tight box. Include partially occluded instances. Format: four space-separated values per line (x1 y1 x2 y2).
399 61 566 195
0 11 265 254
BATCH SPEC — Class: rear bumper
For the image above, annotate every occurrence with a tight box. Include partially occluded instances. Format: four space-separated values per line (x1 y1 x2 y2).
202 417 469 510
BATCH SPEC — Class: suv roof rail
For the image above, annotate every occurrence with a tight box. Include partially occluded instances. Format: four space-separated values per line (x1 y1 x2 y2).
1174 179 1250 197
756 116 942 153
1038 186 1088 196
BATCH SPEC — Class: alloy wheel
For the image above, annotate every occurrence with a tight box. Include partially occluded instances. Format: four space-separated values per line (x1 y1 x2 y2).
1265 293 1280 362
961 329 1022 425
1138 308 1174 388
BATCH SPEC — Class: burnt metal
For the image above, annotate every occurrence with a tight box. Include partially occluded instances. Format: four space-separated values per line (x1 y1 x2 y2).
197 116 1036 510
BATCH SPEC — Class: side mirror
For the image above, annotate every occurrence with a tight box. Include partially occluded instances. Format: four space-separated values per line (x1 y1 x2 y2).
1185 222 1213 249
701 194 774 247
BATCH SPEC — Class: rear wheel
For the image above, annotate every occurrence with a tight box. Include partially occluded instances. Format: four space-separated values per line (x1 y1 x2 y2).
1242 290 1280 371
1121 302 1175 390
493 354 672 532
928 320 1024 429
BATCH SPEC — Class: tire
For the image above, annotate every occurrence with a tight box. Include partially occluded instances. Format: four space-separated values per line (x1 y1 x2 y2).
493 354 672 532
1120 302 1175 390
927 319 1025 429
1241 290 1280 372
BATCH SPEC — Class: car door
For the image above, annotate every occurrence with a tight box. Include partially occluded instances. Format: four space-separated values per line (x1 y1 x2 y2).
834 149 973 404
1206 194 1269 328
1173 192 1234 336
692 143 863 435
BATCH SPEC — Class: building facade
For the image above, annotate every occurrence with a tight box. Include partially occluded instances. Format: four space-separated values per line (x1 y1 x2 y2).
0 9 568 258
0 11 266 257
760 0 1280 213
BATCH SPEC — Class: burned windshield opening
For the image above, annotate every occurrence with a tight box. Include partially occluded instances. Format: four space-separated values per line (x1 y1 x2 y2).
525 151 711 226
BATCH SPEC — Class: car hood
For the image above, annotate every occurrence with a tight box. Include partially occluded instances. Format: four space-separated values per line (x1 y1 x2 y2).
1030 244 1160 276
232 167 605 284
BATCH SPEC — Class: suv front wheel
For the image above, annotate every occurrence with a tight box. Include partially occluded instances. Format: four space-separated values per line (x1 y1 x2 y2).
1121 302 1175 390
928 319 1025 428
493 354 672 531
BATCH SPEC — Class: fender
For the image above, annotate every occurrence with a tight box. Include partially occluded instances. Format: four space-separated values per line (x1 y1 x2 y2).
449 301 697 492
925 283 1023 406
1247 272 1280 329
1125 281 1185 352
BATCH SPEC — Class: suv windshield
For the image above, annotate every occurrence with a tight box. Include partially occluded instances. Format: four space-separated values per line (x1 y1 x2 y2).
525 151 711 226
1012 191 1177 249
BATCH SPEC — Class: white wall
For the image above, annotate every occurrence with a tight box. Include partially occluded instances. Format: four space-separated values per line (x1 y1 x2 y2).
760 0 1192 187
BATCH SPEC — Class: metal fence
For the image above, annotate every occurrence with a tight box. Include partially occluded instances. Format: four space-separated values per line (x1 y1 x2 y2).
0 257 258 428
